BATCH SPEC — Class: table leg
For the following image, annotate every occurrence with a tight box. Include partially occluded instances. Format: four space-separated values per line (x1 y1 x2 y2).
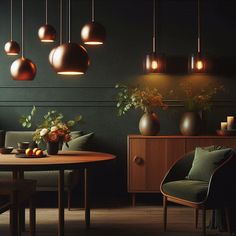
84 168 90 228
17 170 26 233
58 170 64 236
12 170 25 233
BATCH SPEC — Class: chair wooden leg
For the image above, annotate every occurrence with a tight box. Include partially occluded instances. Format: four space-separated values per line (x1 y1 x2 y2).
67 189 71 211
10 191 19 236
224 208 232 236
194 208 199 229
29 197 36 236
202 208 206 236
163 196 167 232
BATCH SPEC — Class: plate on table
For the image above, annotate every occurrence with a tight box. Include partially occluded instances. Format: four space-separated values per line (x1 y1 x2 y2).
216 129 236 136
15 153 47 158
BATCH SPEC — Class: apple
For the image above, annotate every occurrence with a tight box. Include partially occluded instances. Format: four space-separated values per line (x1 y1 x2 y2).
33 148 40 155
35 149 43 157
25 148 33 156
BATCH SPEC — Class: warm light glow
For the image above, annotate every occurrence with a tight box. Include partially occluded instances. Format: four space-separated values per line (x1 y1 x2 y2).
57 71 84 75
151 60 158 70
41 39 55 42
84 42 103 45
196 60 203 70
7 52 19 55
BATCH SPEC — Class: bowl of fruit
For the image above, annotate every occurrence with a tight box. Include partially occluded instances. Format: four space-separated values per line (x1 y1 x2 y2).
16 148 46 158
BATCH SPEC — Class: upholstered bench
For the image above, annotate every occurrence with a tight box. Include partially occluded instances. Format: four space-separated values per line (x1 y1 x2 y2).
0 131 94 209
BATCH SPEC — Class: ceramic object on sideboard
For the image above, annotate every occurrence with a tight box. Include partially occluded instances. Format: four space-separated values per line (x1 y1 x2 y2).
179 111 202 136
139 112 160 136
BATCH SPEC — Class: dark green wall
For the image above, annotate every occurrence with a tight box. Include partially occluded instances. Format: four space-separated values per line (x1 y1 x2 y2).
1 0 236 199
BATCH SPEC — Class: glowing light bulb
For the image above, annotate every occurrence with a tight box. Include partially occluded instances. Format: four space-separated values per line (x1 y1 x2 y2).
151 60 158 70
196 60 203 70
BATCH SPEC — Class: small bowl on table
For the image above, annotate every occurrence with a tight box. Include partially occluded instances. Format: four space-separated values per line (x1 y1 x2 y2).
0 147 14 154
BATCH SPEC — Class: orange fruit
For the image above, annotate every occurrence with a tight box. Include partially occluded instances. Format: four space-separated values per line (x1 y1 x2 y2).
33 148 40 155
35 149 43 157
25 148 33 156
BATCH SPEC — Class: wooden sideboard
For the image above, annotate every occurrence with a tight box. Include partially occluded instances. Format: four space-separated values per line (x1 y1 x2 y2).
127 135 236 206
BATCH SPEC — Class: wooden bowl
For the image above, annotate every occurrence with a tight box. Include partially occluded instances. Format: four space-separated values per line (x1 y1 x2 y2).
0 147 14 154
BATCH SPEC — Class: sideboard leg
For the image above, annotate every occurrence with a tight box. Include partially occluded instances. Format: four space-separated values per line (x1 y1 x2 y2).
84 168 90 229
132 193 136 207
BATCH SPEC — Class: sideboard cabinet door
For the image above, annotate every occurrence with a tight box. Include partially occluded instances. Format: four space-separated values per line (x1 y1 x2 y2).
128 138 166 192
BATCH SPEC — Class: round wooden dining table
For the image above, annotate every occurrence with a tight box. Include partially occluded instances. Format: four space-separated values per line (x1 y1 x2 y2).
0 150 116 236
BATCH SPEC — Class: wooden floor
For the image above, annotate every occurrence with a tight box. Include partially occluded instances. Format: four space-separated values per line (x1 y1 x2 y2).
0 206 231 236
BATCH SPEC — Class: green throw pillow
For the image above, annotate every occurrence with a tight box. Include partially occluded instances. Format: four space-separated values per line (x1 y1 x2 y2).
187 147 233 182
62 133 94 151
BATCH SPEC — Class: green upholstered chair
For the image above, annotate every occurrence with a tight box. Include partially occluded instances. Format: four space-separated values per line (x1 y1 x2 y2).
160 147 236 236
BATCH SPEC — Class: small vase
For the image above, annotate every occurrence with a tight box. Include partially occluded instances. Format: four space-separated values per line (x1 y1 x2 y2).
47 141 59 155
179 111 202 136
139 112 160 136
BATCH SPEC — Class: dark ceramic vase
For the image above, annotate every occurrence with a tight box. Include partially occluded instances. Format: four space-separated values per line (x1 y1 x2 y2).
47 141 59 155
139 112 160 136
179 111 202 136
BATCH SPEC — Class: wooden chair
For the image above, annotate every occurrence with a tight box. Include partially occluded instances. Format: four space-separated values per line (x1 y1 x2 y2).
160 149 236 236
0 179 36 236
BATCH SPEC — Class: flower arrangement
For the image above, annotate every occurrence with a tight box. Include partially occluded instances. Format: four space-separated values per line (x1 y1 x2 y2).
115 84 167 115
181 82 225 112
19 106 82 146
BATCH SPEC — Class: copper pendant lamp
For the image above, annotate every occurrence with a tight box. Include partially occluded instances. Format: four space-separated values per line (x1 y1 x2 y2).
4 0 20 55
51 0 90 75
81 0 106 45
144 0 166 74
10 0 36 81
189 0 207 73
38 0 56 42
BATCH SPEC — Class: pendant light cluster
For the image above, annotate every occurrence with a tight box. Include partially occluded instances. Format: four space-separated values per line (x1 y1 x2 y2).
145 0 166 74
189 0 207 73
50 0 90 75
38 0 56 43
81 0 106 45
4 0 20 56
10 0 36 81
145 0 207 75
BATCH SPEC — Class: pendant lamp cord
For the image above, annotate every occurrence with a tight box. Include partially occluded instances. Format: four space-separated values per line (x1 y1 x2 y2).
21 0 24 57
60 0 62 44
197 0 201 53
92 0 95 22
46 0 48 24
152 0 156 53
68 0 71 42
10 0 13 40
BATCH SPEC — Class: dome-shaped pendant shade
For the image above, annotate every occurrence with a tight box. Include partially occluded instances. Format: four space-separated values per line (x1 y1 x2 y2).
145 53 166 73
10 57 36 80
189 53 207 73
81 22 106 45
49 47 57 65
4 40 20 55
52 42 90 75
38 24 56 42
